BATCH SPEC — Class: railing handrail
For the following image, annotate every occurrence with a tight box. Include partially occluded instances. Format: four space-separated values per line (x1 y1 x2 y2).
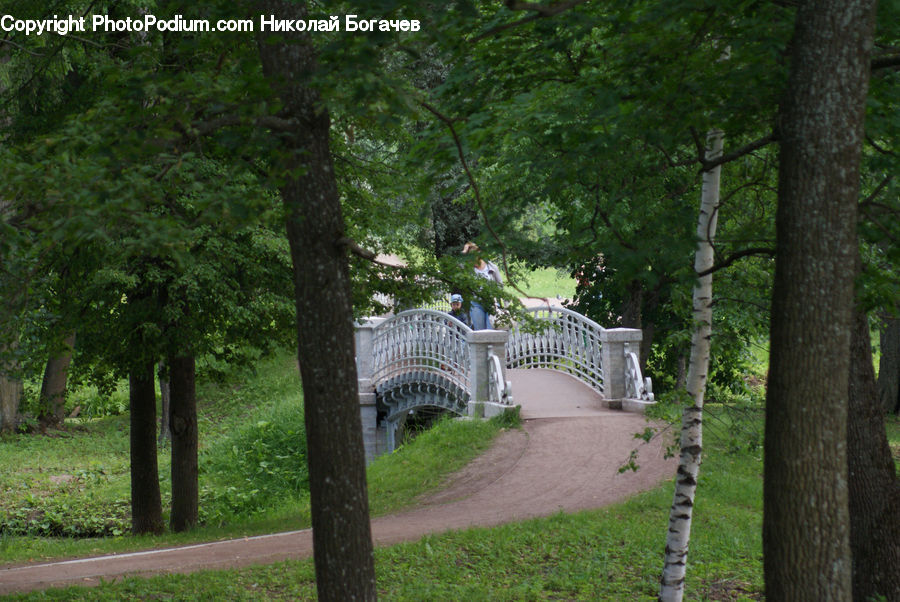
370 308 472 392
487 345 512 405
383 308 473 332
519 304 607 333
625 350 654 401
507 304 605 395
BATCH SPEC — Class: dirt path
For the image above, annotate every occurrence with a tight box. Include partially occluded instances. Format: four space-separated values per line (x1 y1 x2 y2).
0 370 676 595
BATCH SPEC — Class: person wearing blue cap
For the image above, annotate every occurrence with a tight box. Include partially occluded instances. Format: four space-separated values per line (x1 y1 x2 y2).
448 293 473 328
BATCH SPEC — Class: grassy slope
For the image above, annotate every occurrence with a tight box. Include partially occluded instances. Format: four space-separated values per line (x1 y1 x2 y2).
0 352 505 565
7 423 765 601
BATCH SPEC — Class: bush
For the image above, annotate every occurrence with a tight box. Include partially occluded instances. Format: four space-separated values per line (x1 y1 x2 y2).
202 398 308 520
0 494 130 538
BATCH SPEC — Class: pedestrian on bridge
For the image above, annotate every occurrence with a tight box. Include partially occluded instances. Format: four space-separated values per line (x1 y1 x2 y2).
462 242 502 330
448 293 473 328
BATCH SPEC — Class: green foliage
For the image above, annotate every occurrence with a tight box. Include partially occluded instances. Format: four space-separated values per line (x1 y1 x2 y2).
202 401 309 521
1 494 130 538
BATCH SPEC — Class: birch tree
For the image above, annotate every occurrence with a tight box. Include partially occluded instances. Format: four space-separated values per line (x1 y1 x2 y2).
658 129 723 602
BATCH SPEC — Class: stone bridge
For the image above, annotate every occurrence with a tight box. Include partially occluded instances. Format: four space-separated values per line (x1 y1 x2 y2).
355 306 654 460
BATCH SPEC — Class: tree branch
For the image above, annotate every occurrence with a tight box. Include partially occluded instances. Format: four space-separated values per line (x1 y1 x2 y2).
472 0 590 42
696 247 776 277
420 101 544 303
860 174 894 209
335 237 376 262
700 132 777 172
872 54 900 71
866 135 895 156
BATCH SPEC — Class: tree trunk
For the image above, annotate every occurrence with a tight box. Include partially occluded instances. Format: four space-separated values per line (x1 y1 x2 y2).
158 361 171 446
0 336 23 434
37 331 76 428
763 1 876 598
256 2 377 599
129 365 164 535
659 128 722 602
169 354 198 532
0 364 23 433
877 314 900 414
848 307 900 601
620 279 643 331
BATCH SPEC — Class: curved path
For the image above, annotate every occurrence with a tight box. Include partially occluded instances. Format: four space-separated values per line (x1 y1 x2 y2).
0 370 676 595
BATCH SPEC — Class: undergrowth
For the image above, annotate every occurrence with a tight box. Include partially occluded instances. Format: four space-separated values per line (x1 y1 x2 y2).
0 350 507 563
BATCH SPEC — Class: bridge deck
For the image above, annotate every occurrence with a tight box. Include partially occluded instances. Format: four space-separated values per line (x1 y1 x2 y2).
508 368 616 419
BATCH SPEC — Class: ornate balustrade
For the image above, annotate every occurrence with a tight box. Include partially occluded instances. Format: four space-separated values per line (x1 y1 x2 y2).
506 306 605 395
356 310 511 457
355 306 654 460
625 349 654 402
368 309 471 394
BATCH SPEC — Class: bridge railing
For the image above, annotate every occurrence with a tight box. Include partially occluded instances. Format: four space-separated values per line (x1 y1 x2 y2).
355 306 653 460
487 344 513 405
507 306 605 395
366 309 472 393
507 305 653 406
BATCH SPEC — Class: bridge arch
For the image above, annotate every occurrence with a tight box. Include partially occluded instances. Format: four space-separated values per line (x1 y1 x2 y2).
368 310 474 451
356 305 652 459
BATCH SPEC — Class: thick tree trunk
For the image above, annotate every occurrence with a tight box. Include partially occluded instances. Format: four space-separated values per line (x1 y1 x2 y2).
620 280 654 371
620 279 643 331
877 314 900 414
169 354 198 532
659 128 722 602
37 331 76 428
129 366 164 535
848 307 900 601
0 336 23 434
0 365 23 433
157 361 171 445
256 2 376 599
763 1 876 598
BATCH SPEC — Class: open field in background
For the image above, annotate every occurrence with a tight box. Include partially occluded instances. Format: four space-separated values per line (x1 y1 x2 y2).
515 266 577 301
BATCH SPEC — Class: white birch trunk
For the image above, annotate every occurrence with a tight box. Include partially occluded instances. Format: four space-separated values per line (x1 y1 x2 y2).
659 129 723 602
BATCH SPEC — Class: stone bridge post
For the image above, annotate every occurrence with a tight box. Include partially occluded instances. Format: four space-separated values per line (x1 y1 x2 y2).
466 329 510 418
355 318 384 464
599 328 645 411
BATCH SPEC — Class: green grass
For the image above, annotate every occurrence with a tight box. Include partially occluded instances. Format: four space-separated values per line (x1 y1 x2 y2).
367 416 504 516
515 266 576 300
0 352 506 566
6 425 764 601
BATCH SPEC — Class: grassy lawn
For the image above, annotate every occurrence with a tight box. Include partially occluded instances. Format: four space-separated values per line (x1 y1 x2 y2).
3 392 767 600
5 425 764 601
514 266 576 300
5 346 898 599
0 352 506 566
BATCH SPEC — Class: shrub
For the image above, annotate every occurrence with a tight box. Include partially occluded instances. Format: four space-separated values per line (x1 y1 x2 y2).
202 398 308 520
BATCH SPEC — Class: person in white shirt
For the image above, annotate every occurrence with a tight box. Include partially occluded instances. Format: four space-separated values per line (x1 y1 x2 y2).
462 242 502 329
